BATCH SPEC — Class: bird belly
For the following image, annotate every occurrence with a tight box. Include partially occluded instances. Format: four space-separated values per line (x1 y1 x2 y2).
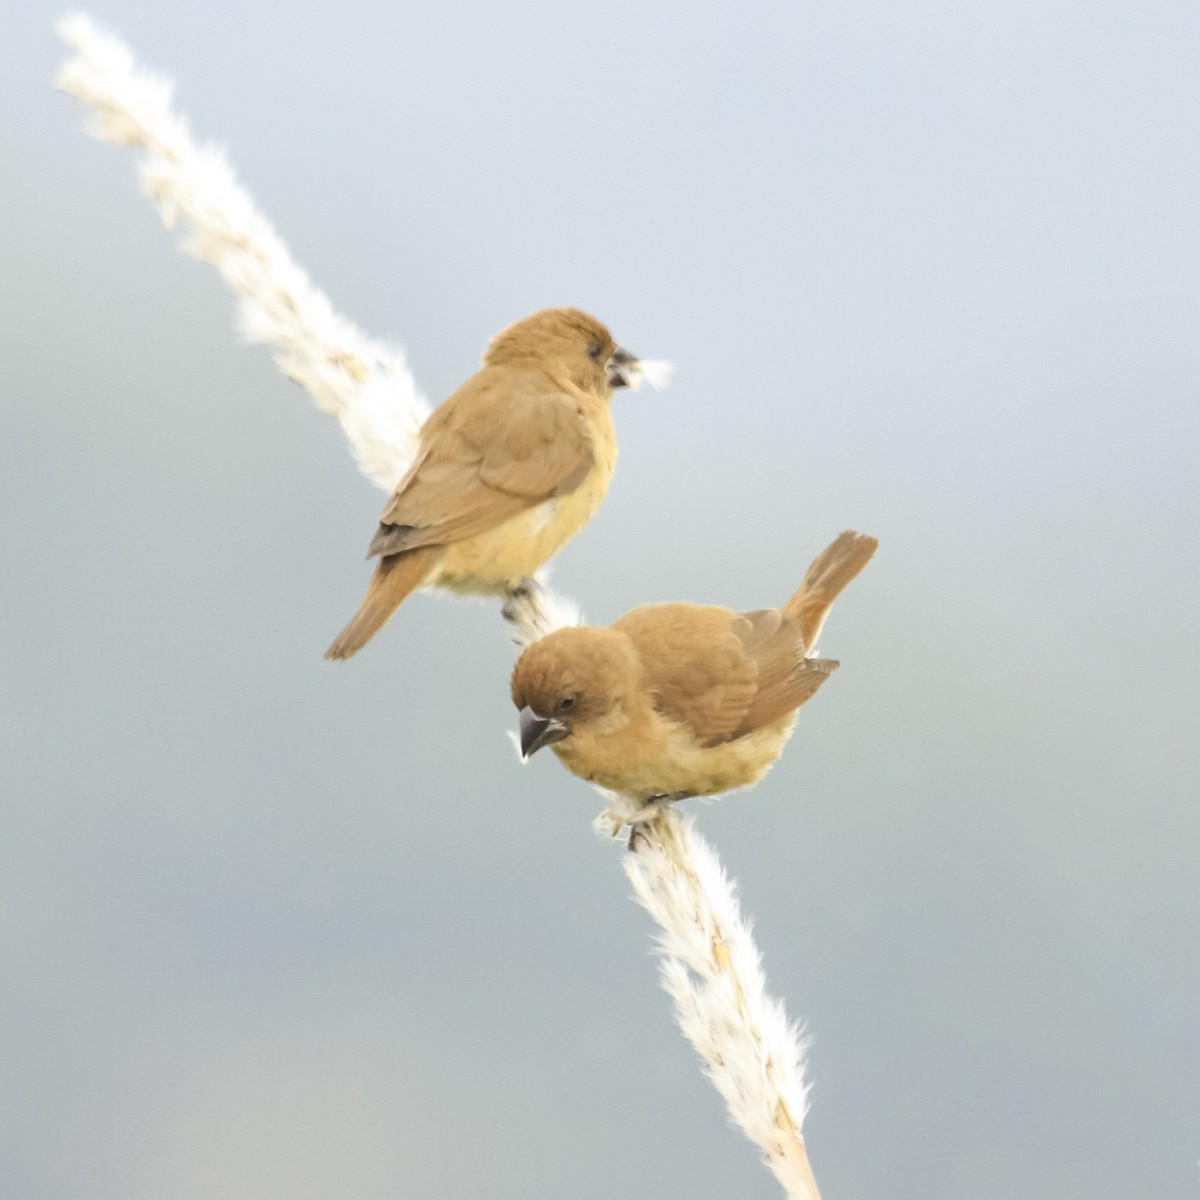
555 713 797 800
435 456 615 591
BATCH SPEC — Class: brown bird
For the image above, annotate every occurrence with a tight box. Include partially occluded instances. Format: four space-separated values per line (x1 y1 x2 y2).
511 531 877 808
326 307 645 660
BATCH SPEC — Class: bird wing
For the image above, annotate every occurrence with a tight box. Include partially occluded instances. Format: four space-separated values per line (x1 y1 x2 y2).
614 604 838 747
613 604 759 747
370 375 595 555
728 609 839 739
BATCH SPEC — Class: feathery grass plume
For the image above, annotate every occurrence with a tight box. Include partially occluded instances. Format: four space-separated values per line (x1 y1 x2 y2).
619 806 821 1200
628 358 674 391
56 18 818 1197
54 12 427 492
502 578 584 648
53 14 640 637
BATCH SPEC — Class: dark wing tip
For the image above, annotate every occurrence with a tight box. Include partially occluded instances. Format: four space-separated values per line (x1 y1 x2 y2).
367 523 418 558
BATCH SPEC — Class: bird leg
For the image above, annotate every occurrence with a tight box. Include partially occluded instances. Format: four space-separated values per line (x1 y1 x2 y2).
626 792 693 852
627 824 651 853
646 791 693 807
501 577 544 624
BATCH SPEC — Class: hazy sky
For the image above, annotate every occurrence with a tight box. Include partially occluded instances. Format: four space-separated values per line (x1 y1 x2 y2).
3 3 1199 1198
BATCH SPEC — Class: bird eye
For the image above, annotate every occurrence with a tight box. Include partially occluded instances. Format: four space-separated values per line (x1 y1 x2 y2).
558 694 577 712
586 342 603 361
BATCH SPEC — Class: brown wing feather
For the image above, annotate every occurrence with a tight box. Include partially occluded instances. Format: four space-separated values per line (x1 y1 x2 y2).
724 609 839 739
609 536 876 748
613 604 759 747
614 603 840 749
369 370 594 556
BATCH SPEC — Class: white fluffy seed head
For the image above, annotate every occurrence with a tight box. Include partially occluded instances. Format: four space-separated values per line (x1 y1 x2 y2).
55 13 428 495
56 22 817 1193
627 358 674 391
622 810 812 1165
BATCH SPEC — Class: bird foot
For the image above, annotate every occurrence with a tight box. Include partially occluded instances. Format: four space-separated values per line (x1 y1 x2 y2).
625 793 692 852
645 791 692 808
501 578 543 624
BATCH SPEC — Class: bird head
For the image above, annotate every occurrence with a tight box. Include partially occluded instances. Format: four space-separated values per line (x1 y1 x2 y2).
484 306 644 394
511 626 640 758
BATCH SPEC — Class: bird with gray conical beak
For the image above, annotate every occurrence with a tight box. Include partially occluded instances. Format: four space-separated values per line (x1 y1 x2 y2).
326 307 652 660
512 531 878 809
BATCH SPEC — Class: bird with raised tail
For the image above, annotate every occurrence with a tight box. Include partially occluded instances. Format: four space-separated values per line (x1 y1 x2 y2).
511 531 878 810
326 307 662 660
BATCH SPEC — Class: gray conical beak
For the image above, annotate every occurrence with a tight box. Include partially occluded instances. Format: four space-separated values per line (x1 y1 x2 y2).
606 346 639 389
518 706 570 759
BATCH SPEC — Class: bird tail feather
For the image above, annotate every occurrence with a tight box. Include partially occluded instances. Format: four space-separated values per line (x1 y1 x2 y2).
782 530 878 650
325 546 443 660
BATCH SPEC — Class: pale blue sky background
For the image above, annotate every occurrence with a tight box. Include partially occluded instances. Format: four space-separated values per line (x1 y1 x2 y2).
2 2 1199 1198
